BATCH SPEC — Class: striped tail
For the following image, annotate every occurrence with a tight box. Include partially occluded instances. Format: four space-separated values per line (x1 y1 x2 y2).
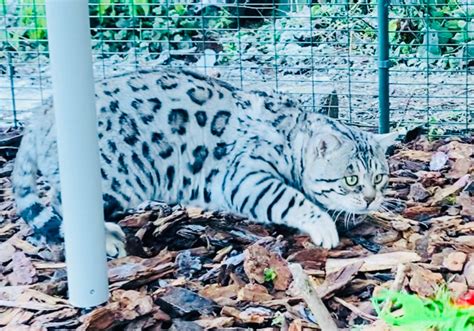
11 128 63 245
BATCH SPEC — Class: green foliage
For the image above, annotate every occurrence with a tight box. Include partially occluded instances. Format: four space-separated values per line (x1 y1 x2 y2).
309 0 474 68
385 1 474 67
3 0 473 68
3 0 234 59
372 289 474 331
263 267 278 282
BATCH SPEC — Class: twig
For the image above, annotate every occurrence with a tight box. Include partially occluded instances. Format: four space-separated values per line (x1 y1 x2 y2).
333 297 377 322
288 263 338 331
381 263 409 314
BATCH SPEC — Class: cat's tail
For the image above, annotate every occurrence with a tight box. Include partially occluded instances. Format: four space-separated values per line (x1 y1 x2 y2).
11 127 63 244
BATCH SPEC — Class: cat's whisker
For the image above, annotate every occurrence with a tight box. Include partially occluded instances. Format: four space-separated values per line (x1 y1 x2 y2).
335 209 345 223
378 205 397 216
343 212 354 229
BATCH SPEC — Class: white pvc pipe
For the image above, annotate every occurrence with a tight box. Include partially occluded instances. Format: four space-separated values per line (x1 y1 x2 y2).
45 0 108 307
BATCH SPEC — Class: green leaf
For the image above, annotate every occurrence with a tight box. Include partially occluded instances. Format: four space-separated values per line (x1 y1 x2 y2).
136 0 150 16
389 20 399 43
263 268 278 282
174 3 186 16
445 20 462 31
98 0 113 16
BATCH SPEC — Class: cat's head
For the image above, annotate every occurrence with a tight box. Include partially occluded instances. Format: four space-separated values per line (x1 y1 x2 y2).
301 125 397 214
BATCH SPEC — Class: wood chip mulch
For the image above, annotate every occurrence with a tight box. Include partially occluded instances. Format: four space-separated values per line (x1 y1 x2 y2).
0 126 472 330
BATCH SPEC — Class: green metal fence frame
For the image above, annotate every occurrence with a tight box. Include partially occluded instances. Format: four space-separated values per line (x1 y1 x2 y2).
378 0 390 134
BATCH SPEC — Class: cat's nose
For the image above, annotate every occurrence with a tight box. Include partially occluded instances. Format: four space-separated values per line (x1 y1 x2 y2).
364 195 375 205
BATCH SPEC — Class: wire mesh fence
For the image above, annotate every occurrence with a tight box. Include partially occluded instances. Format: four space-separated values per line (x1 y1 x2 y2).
1 0 473 136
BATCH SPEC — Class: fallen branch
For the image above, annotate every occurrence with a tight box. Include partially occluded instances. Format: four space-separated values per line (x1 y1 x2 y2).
288 263 338 331
333 297 377 321
382 263 410 314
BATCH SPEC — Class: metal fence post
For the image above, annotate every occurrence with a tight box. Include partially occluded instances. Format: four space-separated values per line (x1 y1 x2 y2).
378 0 390 133
45 0 108 308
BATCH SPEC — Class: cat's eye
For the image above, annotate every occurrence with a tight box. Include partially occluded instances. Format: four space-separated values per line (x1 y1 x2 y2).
344 175 358 186
374 174 385 185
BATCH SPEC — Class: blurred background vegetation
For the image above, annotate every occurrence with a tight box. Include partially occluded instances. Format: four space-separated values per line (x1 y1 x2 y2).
1 0 473 68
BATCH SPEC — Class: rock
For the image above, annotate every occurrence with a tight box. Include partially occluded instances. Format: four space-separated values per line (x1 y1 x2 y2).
155 287 219 318
443 252 467 272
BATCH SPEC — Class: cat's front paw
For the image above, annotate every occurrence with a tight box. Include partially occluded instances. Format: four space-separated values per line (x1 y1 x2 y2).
105 222 126 258
304 214 339 249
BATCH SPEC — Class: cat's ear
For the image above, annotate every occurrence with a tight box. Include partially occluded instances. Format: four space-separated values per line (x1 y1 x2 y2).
374 131 399 151
313 133 342 158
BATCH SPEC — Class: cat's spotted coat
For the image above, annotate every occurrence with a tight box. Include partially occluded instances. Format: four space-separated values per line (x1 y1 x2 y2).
12 69 397 257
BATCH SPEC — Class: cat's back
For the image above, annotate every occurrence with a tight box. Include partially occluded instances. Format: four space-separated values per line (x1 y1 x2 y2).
95 69 258 145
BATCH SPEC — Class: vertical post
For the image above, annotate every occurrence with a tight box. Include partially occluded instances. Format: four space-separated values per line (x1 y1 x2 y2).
45 0 108 308
378 0 390 133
